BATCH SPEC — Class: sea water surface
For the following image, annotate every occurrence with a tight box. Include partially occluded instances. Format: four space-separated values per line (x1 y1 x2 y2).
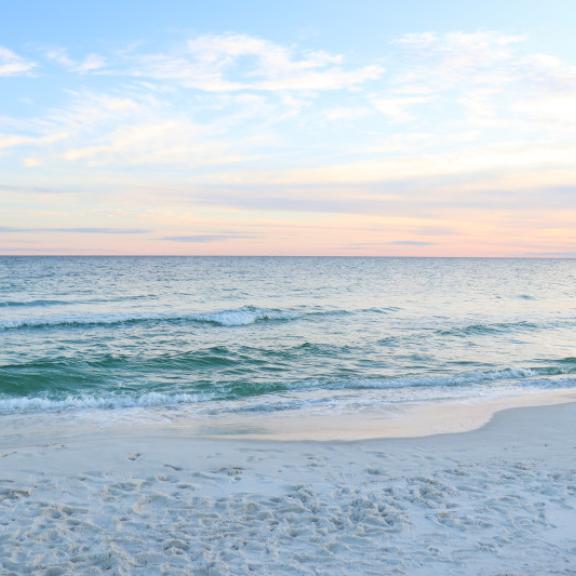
1 256 575 421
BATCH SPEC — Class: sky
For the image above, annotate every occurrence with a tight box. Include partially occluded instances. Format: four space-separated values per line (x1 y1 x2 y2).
1 0 576 256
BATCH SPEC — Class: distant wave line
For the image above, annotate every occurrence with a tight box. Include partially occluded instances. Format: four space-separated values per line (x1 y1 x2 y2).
0 305 399 331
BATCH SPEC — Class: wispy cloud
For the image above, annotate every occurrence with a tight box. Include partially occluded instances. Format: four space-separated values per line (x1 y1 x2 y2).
0 184 73 194
45 48 106 73
0 46 35 76
0 132 69 154
162 234 251 243
129 33 383 92
60 117 262 166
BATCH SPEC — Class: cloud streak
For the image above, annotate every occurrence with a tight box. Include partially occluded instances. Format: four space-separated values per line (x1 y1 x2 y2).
44 48 106 73
162 234 251 243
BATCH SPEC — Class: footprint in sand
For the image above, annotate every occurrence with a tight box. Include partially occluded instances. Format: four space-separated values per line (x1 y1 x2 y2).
0 487 31 501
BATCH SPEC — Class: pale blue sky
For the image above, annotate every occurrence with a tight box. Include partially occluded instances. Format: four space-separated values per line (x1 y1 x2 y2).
1 0 576 255
3 1 575 52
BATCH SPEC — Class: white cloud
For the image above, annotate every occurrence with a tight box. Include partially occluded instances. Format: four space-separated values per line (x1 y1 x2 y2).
45 48 106 73
0 91 154 160
393 31 576 95
0 82 293 168
392 31 526 92
131 33 383 92
0 47 35 76
4 30 576 187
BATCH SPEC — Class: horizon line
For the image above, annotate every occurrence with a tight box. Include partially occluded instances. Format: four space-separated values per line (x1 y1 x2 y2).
1 254 575 259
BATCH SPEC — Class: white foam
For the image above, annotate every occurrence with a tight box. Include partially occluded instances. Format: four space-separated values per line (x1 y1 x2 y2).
0 392 208 415
192 308 301 326
329 367 541 389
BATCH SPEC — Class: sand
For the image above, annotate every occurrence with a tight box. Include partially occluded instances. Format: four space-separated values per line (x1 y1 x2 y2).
1 396 576 575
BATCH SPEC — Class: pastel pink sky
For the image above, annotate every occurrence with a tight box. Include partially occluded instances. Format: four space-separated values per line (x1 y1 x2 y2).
1 10 576 256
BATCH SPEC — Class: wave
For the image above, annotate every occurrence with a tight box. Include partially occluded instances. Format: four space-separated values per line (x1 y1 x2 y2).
0 299 71 308
0 306 307 331
0 391 210 415
282 367 576 395
355 306 402 313
1 366 575 416
0 304 399 331
317 367 542 390
437 321 541 337
0 294 158 309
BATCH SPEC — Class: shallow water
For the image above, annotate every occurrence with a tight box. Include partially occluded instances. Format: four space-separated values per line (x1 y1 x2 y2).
1 256 575 418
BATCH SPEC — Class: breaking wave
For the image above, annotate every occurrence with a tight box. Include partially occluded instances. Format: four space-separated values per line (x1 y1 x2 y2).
0 306 307 330
1 366 574 416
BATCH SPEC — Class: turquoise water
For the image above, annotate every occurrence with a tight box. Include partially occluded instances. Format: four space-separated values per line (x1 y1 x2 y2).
1 256 576 417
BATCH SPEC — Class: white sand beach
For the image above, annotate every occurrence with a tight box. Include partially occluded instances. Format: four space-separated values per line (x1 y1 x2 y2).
2 395 576 575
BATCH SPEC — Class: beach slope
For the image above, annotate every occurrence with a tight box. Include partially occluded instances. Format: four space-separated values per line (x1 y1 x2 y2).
1 402 576 575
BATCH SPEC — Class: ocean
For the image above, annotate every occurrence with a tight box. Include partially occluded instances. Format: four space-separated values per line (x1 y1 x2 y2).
1 256 575 420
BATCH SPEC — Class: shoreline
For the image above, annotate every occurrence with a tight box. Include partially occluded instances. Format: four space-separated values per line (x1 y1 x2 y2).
1 387 575 447
179 388 576 441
